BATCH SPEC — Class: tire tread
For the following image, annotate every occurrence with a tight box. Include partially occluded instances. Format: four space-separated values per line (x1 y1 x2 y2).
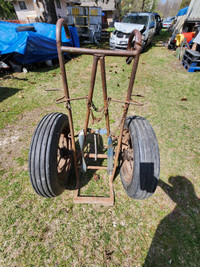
29 113 70 198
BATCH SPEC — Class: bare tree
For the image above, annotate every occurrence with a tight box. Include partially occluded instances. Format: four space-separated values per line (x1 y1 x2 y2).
141 0 145 11
42 0 57 24
157 0 182 18
179 0 190 9
121 0 158 16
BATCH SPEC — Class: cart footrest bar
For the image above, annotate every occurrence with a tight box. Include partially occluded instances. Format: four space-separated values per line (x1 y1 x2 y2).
78 165 107 170
84 153 107 159
87 166 107 170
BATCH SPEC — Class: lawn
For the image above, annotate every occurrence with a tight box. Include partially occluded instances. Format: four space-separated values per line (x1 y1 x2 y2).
0 30 200 266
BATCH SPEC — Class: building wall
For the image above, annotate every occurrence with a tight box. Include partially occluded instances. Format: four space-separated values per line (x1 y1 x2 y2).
106 11 114 26
32 1 45 22
13 0 37 21
55 0 67 18
13 0 117 24
80 0 115 10
13 0 68 22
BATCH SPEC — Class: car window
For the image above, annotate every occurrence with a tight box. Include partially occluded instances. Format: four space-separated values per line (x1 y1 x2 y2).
122 15 149 27
150 14 155 22
155 15 161 22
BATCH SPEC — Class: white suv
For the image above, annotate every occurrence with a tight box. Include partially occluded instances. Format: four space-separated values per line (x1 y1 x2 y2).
110 12 156 51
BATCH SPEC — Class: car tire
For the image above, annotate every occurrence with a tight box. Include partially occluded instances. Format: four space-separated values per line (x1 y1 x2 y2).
141 40 147 52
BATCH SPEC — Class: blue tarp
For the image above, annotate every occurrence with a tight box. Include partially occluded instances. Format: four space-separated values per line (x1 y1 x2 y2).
0 21 80 64
177 6 189 17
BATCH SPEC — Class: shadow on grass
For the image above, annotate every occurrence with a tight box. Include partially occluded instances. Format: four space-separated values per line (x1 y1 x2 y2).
30 54 81 74
142 30 170 54
154 29 171 43
0 70 28 81
144 176 200 266
0 87 21 102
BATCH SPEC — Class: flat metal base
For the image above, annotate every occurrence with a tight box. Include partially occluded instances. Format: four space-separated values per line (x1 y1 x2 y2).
73 185 114 206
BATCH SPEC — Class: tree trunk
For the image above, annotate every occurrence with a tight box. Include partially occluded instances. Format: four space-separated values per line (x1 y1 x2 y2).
141 0 145 11
42 0 57 24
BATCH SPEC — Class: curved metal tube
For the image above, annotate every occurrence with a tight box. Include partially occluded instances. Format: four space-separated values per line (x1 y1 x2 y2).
56 18 142 57
126 30 142 64
127 29 142 52
56 18 71 48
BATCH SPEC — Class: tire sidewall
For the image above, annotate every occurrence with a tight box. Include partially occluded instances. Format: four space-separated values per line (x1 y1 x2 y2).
120 117 140 197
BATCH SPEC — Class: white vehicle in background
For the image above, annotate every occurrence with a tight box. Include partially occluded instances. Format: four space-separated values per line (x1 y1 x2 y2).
109 12 156 51
163 17 176 28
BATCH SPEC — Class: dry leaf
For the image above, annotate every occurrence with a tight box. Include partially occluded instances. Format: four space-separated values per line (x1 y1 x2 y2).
181 96 187 101
93 174 100 181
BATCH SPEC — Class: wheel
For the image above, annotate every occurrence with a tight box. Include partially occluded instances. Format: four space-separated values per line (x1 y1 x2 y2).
29 113 72 198
16 26 36 32
141 40 147 52
120 116 160 199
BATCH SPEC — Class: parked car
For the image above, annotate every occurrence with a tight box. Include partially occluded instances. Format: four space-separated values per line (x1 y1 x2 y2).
152 12 163 34
109 12 156 51
167 16 176 21
163 17 176 28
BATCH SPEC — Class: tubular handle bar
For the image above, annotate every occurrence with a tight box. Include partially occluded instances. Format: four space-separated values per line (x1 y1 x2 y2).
56 18 142 59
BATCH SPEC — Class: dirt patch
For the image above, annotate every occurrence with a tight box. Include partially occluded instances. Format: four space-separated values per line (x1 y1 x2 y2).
170 56 185 71
0 108 55 172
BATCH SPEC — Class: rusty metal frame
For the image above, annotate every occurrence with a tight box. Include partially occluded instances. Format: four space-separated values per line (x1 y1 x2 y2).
56 18 142 206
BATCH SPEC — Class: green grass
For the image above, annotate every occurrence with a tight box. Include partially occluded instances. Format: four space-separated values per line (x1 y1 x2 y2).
0 66 66 129
105 27 115 32
0 31 200 266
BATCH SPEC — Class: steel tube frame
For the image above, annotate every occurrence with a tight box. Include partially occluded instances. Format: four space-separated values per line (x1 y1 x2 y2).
56 18 142 205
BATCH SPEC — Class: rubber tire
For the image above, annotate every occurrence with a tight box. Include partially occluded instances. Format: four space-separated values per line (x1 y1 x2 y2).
120 116 160 199
141 40 147 52
16 26 36 32
29 113 72 198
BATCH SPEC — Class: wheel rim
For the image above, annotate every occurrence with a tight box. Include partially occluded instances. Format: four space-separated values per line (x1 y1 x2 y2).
57 126 72 182
121 129 134 184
